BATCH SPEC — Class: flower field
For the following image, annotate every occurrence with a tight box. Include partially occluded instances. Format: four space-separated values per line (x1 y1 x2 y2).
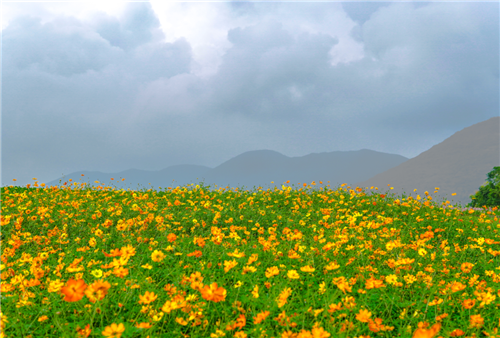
1 176 500 338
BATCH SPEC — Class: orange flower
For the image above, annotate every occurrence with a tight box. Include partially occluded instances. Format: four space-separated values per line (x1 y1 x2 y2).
225 314 246 331
76 324 91 338
167 233 177 243
60 278 88 302
253 311 270 324
200 282 227 302
412 323 441 338
84 280 111 303
311 325 331 338
102 322 126 338
187 250 203 258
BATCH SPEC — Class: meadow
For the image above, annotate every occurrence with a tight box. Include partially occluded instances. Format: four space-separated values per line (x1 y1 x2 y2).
1 176 500 338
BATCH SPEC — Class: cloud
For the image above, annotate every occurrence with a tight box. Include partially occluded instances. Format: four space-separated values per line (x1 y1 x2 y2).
92 2 163 51
4 15 120 76
1 1 498 190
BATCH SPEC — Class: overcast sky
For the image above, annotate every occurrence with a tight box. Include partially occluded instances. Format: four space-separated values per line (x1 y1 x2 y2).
2 1 499 190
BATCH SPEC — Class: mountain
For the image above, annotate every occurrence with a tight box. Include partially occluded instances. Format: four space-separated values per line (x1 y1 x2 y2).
352 116 500 209
40 149 409 194
42 165 212 192
192 149 408 192
39 116 500 209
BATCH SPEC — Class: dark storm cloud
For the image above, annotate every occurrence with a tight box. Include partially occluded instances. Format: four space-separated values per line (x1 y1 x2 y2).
204 18 339 120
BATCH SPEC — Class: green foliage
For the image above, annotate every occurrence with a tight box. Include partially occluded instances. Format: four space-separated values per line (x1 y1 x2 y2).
466 166 500 209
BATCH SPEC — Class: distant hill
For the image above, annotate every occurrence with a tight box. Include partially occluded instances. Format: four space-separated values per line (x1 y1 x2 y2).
353 116 500 209
40 149 409 194
38 116 500 209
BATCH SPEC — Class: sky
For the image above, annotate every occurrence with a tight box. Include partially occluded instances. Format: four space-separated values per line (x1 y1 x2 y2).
1 0 499 190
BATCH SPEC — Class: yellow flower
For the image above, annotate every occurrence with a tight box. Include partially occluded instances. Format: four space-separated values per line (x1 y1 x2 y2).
265 266 280 278
300 265 315 273
91 269 103 278
287 270 300 279
251 285 259 298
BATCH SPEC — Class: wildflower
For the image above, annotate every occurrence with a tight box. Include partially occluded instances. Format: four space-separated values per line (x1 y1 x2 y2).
225 314 246 330
241 266 257 274
311 324 331 338
210 329 226 337
76 324 91 338
276 287 292 308
355 309 372 323
265 266 280 278
318 281 327 294
200 282 227 302
84 280 111 303
151 250 166 262
60 279 88 302
224 259 238 272
138 291 158 305
246 253 259 265
287 270 300 279
161 300 182 313
102 322 126 338
90 269 103 278
227 248 246 258
188 250 203 258
300 265 315 273
189 271 204 288
251 285 259 298
253 311 270 324
412 322 441 338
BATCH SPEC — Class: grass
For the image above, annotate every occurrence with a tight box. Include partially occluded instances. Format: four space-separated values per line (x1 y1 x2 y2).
1 175 500 338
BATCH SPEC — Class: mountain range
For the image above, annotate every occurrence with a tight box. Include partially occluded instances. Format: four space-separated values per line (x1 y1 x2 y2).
39 116 499 209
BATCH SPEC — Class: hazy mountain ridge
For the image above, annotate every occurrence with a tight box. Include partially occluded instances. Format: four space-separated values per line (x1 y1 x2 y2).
354 116 500 208
32 116 500 209
39 149 409 194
